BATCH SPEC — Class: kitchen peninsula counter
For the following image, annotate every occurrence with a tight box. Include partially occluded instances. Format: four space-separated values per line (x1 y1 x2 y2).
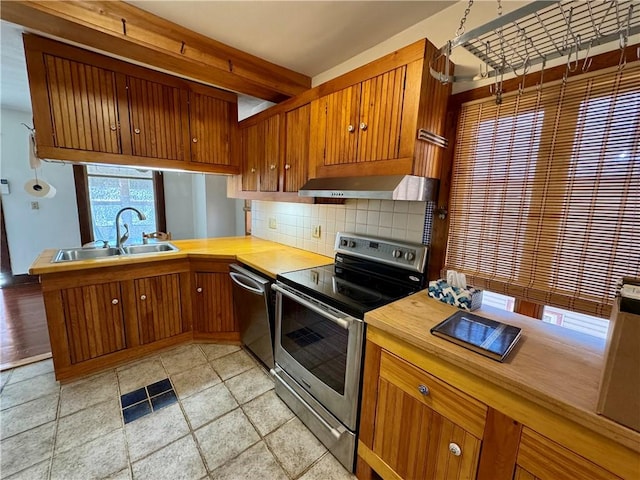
362 292 640 479
29 236 333 278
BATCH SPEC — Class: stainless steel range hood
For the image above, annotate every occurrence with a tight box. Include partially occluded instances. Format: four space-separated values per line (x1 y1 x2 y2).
298 175 437 201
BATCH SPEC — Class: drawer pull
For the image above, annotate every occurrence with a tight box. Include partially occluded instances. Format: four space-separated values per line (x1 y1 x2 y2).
192 137 198 143
347 124 355 132
110 124 117 131
196 287 203 293
284 164 291 170
134 128 141 134
417 384 430 396
449 442 462 456
360 122 368 131
111 298 119 305
140 294 147 301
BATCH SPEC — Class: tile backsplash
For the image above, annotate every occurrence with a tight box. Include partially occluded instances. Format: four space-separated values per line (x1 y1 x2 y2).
251 199 430 257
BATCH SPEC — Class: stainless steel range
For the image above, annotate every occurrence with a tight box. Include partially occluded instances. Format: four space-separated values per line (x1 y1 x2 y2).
271 232 428 471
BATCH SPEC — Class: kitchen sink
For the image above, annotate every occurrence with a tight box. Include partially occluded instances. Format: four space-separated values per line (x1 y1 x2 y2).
53 247 121 262
52 243 179 263
120 243 179 255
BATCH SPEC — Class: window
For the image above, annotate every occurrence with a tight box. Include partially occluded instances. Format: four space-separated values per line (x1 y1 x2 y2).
481 291 515 312
542 306 609 339
447 63 640 321
74 165 166 245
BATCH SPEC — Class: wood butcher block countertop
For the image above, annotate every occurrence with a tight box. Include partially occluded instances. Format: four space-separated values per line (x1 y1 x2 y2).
365 293 640 460
29 236 333 278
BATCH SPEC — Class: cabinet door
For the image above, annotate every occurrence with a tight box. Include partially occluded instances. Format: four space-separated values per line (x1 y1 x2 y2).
127 76 189 160
241 123 260 191
283 104 310 192
260 115 280 192
373 377 481 480
357 66 406 162
193 272 236 333
189 91 234 165
134 274 183 344
515 428 621 480
43 54 122 153
321 84 361 165
61 282 126 363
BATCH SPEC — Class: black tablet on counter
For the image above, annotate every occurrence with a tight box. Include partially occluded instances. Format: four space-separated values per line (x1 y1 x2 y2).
431 311 522 362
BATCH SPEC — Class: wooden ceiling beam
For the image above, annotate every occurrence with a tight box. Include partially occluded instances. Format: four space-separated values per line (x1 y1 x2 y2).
1 0 311 102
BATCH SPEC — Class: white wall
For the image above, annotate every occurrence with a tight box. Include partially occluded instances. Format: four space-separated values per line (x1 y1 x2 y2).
252 199 429 257
204 175 238 238
163 171 196 239
0 107 81 274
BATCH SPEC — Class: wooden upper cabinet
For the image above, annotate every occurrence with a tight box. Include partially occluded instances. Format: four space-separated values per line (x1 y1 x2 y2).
61 281 126 364
188 88 238 169
260 114 281 192
126 76 189 161
41 54 122 154
241 123 260 192
283 104 310 192
318 67 406 167
23 34 239 174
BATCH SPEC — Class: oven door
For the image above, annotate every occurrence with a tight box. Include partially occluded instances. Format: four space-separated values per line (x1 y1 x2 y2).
272 283 364 430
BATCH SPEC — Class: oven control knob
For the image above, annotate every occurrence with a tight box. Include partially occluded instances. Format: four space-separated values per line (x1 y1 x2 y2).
405 251 415 262
340 239 348 247
348 241 356 248
392 249 402 259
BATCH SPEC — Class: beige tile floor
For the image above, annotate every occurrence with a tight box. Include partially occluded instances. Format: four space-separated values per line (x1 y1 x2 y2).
0 344 357 480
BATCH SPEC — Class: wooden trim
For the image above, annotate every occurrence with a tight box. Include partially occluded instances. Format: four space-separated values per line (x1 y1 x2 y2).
315 158 414 178
359 340 382 449
154 172 167 233
72 165 93 245
192 332 241 342
355 455 380 480
357 442 403 480
0 352 52 372
4 1 310 102
515 300 543 319
477 408 523 480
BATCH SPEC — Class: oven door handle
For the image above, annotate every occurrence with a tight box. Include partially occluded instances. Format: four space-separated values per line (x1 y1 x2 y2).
229 272 264 295
271 367 346 440
272 283 352 330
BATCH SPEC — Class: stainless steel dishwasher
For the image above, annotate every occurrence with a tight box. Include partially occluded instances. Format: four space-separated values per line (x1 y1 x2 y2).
229 264 274 369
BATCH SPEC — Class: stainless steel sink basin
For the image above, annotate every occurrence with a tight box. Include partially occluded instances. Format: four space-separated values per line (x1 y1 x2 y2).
53 247 121 262
120 243 179 255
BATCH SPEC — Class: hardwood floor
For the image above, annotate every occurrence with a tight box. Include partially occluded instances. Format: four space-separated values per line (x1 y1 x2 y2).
0 283 51 370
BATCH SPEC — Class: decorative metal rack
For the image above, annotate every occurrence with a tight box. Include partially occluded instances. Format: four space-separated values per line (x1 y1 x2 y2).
430 0 640 87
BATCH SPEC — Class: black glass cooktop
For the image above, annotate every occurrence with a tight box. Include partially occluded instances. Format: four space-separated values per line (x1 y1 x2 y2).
277 258 422 319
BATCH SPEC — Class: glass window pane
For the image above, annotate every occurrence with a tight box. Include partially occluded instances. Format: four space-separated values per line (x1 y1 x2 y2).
87 165 157 244
481 291 515 312
542 306 609 339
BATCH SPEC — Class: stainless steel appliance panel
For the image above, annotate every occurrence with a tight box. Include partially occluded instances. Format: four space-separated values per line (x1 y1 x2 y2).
229 264 274 369
273 283 364 430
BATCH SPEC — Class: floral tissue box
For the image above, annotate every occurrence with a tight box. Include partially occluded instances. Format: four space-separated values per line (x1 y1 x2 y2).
427 279 483 311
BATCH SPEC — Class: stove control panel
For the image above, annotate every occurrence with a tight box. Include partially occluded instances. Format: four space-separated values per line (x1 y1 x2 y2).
335 232 428 272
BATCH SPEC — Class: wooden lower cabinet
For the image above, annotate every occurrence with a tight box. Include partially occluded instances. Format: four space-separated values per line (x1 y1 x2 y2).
358 332 631 480
192 260 239 341
133 273 185 344
61 281 126 363
514 428 621 480
364 349 485 480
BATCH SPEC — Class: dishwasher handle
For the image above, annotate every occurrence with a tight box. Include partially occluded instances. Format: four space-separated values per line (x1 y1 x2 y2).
229 271 265 295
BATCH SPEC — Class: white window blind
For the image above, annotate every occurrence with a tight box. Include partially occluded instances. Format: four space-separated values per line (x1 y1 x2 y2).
446 63 640 317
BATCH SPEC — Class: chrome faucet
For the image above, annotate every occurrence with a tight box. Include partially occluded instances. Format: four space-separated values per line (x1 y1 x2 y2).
115 207 146 251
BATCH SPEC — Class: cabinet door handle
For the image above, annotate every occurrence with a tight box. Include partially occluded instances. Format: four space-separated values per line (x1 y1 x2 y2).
111 298 119 305
134 128 141 134
360 122 368 131
448 443 462 456
250 168 256 173
347 124 355 132
196 287 203 293
140 294 147 301
284 164 291 170
269 164 276 170
110 125 117 131
192 137 198 143
417 384 430 396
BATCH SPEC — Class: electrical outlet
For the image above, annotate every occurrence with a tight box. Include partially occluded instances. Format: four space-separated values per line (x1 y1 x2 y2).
268 217 277 229
312 225 321 238
31 201 39 210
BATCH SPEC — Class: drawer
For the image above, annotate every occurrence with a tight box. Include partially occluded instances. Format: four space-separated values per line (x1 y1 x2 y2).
379 350 487 438
517 427 621 480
